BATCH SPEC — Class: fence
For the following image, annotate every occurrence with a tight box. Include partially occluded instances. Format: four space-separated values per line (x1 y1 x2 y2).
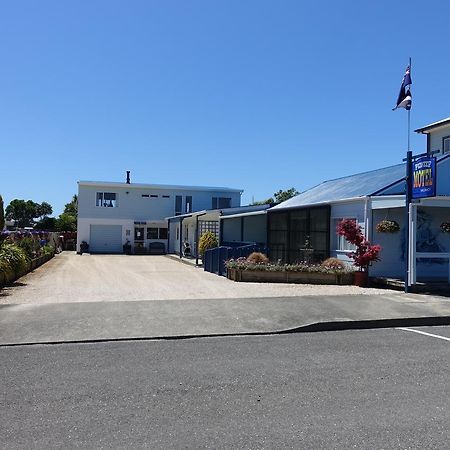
203 242 267 277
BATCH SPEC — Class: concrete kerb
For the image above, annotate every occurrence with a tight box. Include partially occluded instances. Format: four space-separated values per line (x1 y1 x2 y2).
2 315 450 348
164 253 202 267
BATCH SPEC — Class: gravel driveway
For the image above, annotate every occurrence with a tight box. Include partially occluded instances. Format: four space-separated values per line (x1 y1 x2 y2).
0 252 388 304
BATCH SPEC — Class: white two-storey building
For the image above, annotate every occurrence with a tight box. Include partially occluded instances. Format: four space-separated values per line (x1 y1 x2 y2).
77 173 242 254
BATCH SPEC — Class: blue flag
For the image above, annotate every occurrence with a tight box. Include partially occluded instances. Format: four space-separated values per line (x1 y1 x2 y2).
393 65 412 111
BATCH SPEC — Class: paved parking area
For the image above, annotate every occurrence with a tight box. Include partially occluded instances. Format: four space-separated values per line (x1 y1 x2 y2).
0 252 390 304
1 327 449 449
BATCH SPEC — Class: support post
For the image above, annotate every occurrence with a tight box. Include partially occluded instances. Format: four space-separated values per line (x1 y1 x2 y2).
408 203 417 286
195 215 199 266
179 218 183 258
404 151 412 292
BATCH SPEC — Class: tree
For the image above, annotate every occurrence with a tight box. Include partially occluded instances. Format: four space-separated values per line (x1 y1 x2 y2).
63 195 78 217
252 187 299 206
5 200 39 228
34 217 57 231
273 188 299 204
56 194 78 231
0 195 4 231
36 202 53 221
56 213 77 232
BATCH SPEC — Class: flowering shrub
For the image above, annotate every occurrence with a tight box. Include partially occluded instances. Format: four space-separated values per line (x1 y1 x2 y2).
0 242 29 275
225 257 352 274
246 252 269 264
440 222 450 233
321 257 346 270
336 219 381 271
376 219 400 233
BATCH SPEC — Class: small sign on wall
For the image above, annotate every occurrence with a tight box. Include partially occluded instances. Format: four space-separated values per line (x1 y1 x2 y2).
412 156 436 199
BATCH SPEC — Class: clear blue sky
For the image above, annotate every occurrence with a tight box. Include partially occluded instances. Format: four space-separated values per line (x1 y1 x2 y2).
1 0 449 215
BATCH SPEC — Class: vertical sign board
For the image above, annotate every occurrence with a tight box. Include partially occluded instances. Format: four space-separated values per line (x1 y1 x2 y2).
412 156 436 199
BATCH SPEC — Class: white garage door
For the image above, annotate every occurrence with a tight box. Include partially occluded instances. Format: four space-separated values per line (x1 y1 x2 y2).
89 225 123 254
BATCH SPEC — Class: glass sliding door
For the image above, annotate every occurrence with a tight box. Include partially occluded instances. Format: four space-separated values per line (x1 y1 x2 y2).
268 206 330 263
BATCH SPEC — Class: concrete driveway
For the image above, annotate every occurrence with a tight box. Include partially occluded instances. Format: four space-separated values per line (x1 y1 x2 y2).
0 252 388 304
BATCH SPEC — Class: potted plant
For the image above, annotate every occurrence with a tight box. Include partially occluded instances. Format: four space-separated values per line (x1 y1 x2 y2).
80 241 89 254
440 221 450 233
123 239 132 255
376 219 400 233
336 219 381 287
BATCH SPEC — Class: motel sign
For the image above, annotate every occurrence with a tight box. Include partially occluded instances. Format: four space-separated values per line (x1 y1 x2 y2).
411 156 436 199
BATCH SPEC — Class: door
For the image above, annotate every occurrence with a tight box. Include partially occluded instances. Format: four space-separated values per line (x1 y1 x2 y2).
89 225 123 253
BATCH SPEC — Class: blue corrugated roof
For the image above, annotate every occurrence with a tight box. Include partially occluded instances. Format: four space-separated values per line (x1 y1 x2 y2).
271 163 406 210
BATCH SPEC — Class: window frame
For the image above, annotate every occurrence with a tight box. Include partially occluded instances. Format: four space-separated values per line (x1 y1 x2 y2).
96 192 118 208
146 227 168 240
333 218 357 252
443 135 450 154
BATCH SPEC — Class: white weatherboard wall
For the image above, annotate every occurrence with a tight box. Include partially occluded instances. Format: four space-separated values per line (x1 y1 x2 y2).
77 182 241 252
329 200 366 265
78 184 241 221
369 208 405 278
370 206 450 280
428 127 450 155
78 218 133 252
169 220 179 254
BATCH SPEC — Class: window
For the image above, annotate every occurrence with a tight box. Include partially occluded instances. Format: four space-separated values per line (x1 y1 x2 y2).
162 195 170 199
134 227 144 241
175 196 182 215
146 227 168 239
333 219 357 251
443 136 450 154
212 197 231 209
185 196 192 213
96 192 117 207
147 227 159 239
150 195 158 198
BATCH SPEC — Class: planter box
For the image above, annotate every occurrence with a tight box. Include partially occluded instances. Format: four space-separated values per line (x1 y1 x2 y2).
0 253 54 288
227 268 355 285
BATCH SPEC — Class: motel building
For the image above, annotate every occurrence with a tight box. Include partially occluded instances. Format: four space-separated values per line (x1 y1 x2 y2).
76 117 450 288
76 172 243 255
265 116 450 286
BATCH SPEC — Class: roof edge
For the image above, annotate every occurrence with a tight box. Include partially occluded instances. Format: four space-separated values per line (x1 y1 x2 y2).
415 117 450 134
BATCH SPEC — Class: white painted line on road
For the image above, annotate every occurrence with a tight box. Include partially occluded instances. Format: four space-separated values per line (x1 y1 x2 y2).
397 327 450 342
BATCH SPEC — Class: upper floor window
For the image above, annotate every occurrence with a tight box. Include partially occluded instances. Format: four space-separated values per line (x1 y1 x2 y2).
185 196 192 213
443 136 450 154
212 197 231 209
96 192 117 207
175 196 182 215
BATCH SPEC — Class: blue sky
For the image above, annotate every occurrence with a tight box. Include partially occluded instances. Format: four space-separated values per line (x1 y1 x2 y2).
1 1 449 215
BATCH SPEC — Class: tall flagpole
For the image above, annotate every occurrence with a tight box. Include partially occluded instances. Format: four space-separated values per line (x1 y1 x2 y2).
407 57 412 151
405 57 412 293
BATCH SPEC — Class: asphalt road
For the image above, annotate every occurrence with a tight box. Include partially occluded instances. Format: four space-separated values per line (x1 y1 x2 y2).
1 327 449 449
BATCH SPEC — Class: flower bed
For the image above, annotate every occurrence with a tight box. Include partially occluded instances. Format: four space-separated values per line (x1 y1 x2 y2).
225 259 354 285
0 248 55 288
